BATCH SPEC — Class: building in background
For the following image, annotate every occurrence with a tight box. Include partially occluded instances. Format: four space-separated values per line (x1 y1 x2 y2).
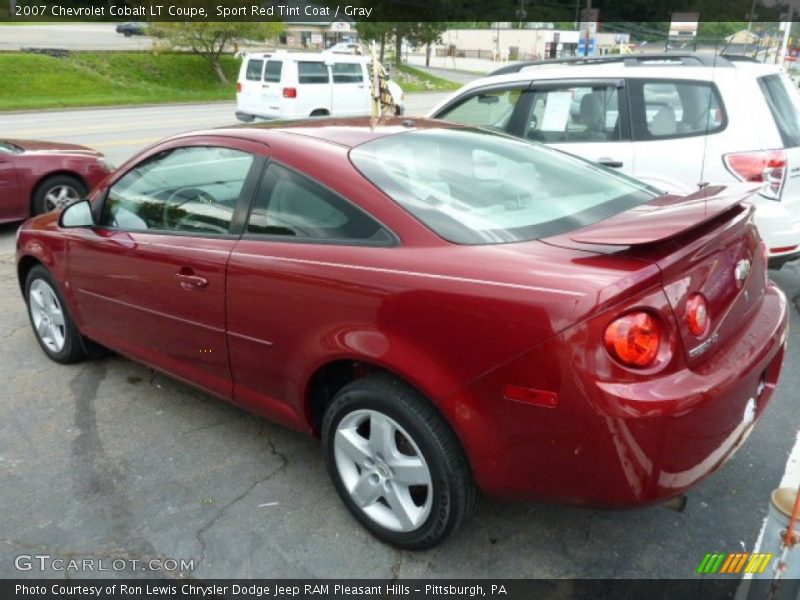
435 25 629 62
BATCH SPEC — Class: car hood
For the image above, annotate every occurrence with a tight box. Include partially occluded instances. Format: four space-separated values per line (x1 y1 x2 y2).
7 139 103 157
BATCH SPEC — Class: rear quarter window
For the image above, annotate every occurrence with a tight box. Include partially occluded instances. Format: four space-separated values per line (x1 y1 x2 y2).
629 79 726 140
298 61 329 84
758 73 800 148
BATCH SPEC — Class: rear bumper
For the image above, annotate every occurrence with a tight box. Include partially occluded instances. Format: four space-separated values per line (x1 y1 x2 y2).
449 284 789 505
752 196 800 261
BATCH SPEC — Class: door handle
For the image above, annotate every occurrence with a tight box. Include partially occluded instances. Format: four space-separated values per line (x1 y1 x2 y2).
175 270 208 290
597 158 623 168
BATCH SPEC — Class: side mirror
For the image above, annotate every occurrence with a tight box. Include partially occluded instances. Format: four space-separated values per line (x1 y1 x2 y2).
59 199 95 228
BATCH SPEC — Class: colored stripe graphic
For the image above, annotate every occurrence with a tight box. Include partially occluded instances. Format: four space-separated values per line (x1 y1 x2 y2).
697 553 773 575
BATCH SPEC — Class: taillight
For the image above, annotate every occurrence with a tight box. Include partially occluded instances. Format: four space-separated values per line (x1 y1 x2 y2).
283 87 297 98
723 149 786 200
685 293 709 337
603 311 661 368
236 82 242 93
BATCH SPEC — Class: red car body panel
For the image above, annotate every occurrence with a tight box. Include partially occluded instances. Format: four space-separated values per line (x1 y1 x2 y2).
0 139 110 223
15 119 789 506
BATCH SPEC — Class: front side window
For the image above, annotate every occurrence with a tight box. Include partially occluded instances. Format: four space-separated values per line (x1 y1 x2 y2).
247 163 390 243
298 61 329 84
525 85 621 143
332 62 364 84
630 80 725 139
100 146 255 235
350 128 659 245
246 59 264 81
435 88 526 133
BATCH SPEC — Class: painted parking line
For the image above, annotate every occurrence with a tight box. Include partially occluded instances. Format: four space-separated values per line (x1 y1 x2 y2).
744 428 800 580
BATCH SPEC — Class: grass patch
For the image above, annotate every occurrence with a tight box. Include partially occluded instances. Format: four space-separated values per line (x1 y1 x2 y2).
0 52 239 110
392 64 462 92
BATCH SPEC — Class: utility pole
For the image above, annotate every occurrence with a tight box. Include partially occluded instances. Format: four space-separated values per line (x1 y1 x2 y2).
584 0 592 57
779 13 793 67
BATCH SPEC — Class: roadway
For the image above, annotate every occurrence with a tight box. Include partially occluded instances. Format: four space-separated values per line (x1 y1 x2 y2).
0 93 451 167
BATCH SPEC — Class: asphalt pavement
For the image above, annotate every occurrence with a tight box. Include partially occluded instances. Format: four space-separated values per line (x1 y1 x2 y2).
0 99 799 580
0 23 151 51
0 94 451 167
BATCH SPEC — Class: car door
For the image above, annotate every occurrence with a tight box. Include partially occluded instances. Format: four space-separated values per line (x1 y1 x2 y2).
296 60 331 117
0 148 21 222
65 138 266 398
522 79 635 174
259 58 283 117
238 56 265 115
330 61 369 116
225 162 395 428
627 78 725 194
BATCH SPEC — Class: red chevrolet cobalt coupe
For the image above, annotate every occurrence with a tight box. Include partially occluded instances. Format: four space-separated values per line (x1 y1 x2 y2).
16 118 788 549
0 139 112 222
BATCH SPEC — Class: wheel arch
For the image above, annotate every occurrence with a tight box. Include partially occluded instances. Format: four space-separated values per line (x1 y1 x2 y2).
17 254 43 296
303 355 470 455
30 171 89 215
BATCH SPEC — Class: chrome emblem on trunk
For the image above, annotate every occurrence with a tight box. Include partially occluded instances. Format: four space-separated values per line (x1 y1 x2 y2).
734 259 751 288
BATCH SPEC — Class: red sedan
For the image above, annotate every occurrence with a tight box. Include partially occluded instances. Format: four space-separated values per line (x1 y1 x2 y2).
15 118 788 549
0 139 112 222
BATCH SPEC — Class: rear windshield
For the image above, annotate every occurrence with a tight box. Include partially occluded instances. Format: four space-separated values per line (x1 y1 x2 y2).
245 59 263 81
758 73 800 148
264 60 283 83
350 128 659 245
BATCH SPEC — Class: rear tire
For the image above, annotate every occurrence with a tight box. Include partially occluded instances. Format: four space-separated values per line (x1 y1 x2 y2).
25 265 87 364
322 373 476 550
32 175 87 216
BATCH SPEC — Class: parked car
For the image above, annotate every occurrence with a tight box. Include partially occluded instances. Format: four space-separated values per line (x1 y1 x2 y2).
429 53 800 268
0 139 112 223
235 51 404 121
17 118 788 549
326 42 363 55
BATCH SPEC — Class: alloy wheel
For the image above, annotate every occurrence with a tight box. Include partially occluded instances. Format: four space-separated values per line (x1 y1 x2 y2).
43 185 80 211
333 409 433 532
28 279 66 353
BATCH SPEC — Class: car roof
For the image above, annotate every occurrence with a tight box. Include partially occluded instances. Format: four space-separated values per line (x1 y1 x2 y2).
471 53 784 89
172 117 466 150
242 50 367 63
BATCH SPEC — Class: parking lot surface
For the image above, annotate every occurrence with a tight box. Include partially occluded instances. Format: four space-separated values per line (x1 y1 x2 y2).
1 225 799 579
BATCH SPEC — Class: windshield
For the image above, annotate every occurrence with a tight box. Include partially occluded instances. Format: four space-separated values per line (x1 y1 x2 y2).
349 128 660 245
0 141 22 155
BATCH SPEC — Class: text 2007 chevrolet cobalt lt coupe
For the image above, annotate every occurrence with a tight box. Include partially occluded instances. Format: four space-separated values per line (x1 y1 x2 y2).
16 118 788 549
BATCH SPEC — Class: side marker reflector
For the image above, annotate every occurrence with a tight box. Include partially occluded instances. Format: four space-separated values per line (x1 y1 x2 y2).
504 385 558 408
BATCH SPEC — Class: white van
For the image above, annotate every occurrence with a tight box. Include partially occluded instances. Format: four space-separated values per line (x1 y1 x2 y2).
236 51 404 122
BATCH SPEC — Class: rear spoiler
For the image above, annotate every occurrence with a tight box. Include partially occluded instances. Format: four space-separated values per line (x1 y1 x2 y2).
570 184 760 246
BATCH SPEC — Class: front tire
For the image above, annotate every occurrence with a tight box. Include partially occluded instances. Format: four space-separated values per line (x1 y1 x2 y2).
25 265 87 364
322 373 476 550
32 175 87 216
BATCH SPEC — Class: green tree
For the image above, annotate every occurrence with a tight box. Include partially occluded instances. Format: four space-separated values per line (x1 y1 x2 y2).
148 22 283 84
407 22 448 66
356 22 394 62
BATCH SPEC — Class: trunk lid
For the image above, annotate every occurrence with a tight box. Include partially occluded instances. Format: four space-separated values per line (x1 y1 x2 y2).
544 184 767 367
